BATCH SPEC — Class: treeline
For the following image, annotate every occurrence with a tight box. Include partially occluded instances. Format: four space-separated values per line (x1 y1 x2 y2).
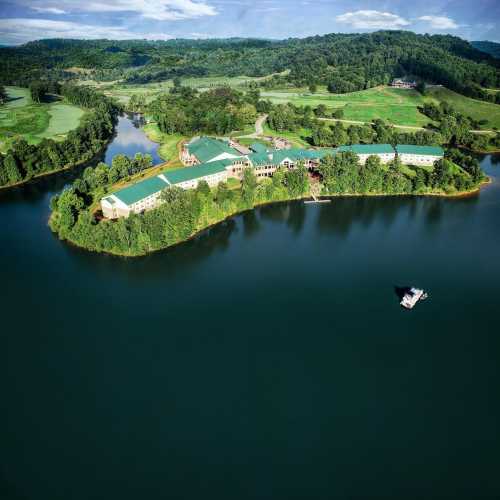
149 85 262 136
1 32 498 103
29 81 61 103
419 101 498 151
472 41 500 60
319 150 484 196
265 101 442 147
50 161 310 256
265 98 500 152
0 85 119 187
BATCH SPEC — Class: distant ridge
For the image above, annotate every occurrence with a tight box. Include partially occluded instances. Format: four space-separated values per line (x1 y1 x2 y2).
471 41 500 59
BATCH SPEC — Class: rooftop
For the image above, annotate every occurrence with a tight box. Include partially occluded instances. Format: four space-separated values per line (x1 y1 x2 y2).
250 143 268 154
111 175 168 206
396 145 444 156
187 136 241 163
162 159 232 185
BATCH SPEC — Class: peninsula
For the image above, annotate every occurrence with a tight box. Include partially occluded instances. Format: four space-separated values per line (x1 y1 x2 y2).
49 130 485 257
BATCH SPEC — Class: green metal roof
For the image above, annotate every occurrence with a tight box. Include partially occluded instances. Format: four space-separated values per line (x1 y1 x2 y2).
396 145 444 156
350 144 394 154
250 143 268 154
112 176 168 206
187 137 240 163
248 148 328 167
162 159 231 185
332 144 395 155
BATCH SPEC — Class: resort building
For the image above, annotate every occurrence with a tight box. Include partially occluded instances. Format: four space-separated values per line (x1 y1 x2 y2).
335 144 395 164
101 160 234 219
101 140 445 219
181 137 242 166
395 145 444 166
101 176 171 219
391 78 417 89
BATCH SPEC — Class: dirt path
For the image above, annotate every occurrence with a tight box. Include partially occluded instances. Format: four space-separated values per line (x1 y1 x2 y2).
237 114 268 138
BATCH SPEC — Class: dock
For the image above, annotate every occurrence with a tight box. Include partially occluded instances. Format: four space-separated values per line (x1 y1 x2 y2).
304 183 331 204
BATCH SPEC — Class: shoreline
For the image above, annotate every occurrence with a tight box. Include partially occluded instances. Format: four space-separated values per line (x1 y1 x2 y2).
0 138 113 193
49 180 491 258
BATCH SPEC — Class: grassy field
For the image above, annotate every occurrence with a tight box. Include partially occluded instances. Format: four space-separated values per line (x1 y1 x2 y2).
0 87 86 152
261 85 500 129
426 87 500 129
262 86 432 127
262 124 312 148
142 122 185 166
82 74 284 104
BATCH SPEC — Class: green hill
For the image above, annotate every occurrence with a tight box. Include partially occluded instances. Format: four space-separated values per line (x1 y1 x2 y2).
472 41 500 59
1 31 499 103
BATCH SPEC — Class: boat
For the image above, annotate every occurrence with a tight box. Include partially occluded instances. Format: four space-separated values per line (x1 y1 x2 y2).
400 287 428 309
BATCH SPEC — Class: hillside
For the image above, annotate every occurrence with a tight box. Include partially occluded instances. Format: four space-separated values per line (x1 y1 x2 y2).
1 31 499 103
472 41 500 59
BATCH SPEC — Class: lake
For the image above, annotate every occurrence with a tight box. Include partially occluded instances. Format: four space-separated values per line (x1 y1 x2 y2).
1 116 500 499
104 114 163 165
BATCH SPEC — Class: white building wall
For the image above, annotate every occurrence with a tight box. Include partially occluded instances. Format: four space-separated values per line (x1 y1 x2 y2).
399 154 441 166
101 195 131 219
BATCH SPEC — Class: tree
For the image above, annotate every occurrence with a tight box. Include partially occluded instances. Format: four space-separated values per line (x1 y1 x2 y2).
215 181 232 206
285 163 309 196
196 180 211 197
311 124 332 147
241 168 257 207
330 122 348 146
112 155 132 178
416 81 427 95
309 83 317 94
0 85 7 105
332 108 344 119
3 154 22 184
314 104 328 117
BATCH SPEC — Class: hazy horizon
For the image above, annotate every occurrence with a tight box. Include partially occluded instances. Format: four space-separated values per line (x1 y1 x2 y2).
0 0 499 46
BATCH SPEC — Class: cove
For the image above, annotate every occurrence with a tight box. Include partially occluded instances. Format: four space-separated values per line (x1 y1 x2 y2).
1 114 500 499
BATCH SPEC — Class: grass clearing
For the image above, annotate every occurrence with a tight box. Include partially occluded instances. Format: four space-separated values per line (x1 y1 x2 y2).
426 87 500 129
262 124 311 147
0 86 86 152
38 103 85 139
263 85 500 129
83 73 286 104
142 122 185 166
262 86 432 127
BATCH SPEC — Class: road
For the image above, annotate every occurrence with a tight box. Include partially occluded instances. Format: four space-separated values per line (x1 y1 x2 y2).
237 114 268 138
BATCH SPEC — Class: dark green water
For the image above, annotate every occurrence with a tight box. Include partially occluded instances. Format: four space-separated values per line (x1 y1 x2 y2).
1 119 500 499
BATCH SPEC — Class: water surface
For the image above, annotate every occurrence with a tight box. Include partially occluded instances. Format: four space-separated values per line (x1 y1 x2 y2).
1 119 500 499
103 114 162 165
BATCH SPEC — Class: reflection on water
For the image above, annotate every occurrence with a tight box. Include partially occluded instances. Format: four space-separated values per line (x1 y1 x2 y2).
1 153 500 500
103 114 162 165
0 114 162 204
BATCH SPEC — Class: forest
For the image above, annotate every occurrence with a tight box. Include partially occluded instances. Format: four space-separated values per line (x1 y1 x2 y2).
0 85 119 187
148 83 266 136
1 31 499 103
472 41 500 59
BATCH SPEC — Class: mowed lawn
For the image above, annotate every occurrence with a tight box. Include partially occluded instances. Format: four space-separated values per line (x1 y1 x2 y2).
38 104 85 139
262 86 432 127
0 87 85 152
